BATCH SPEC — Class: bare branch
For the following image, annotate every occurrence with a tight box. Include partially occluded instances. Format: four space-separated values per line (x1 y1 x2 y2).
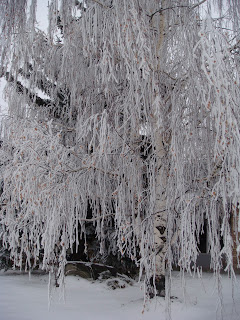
148 6 189 20
149 0 207 20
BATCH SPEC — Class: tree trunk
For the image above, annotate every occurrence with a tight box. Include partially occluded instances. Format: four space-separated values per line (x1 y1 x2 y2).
152 135 168 296
151 0 168 297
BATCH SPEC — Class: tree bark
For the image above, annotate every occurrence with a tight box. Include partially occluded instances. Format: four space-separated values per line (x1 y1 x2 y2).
151 0 168 297
152 135 168 296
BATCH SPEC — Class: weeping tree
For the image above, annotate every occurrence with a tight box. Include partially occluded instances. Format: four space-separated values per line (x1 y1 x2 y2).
0 0 240 301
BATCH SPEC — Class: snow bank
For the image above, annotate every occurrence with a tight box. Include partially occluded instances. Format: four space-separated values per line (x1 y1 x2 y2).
0 271 239 320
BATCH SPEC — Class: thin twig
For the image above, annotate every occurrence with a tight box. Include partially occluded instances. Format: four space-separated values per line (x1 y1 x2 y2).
113 127 136 154
149 6 189 20
66 164 118 177
191 0 208 10
149 0 208 20
161 70 177 81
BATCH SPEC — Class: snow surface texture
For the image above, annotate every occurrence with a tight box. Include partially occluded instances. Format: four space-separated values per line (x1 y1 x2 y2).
0 271 239 320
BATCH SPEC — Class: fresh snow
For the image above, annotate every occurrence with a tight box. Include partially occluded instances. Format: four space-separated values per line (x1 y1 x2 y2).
0 271 239 320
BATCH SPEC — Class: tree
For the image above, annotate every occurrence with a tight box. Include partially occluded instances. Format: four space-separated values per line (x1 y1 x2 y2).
0 0 240 302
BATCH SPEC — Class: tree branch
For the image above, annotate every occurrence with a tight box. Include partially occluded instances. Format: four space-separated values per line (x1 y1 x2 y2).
191 0 208 10
65 164 118 177
149 0 208 20
149 6 189 20
5 72 51 107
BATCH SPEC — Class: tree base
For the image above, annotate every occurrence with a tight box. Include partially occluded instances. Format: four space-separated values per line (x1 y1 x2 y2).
149 275 165 298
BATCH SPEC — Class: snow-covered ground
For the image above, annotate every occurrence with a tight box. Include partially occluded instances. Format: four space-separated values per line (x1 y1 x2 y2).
0 271 239 320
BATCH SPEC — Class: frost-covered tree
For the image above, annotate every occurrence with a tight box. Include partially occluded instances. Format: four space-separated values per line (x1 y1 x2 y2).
0 0 240 301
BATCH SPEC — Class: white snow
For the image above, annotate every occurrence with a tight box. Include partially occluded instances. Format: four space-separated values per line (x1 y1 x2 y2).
0 271 239 320
0 78 8 120
35 0 49 33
